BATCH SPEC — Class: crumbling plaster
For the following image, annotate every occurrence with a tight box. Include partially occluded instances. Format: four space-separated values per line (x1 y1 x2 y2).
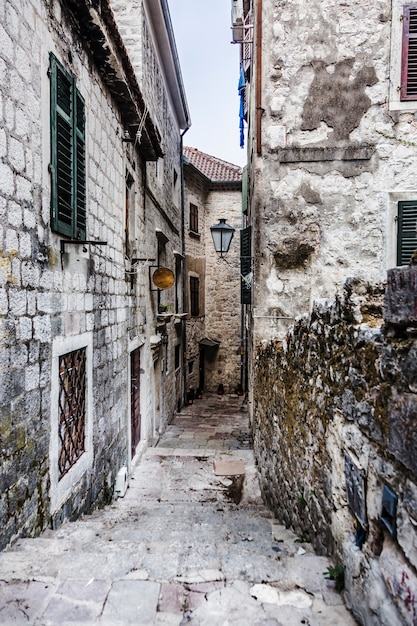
250 0 417 341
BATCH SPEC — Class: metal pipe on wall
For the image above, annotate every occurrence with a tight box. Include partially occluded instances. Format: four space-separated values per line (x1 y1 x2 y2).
256 0 263 155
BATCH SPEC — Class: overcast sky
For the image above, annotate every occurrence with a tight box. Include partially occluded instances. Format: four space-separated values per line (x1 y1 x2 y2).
168 0 247 167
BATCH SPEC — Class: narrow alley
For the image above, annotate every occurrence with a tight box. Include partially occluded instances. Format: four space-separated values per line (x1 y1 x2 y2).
0 394 357 626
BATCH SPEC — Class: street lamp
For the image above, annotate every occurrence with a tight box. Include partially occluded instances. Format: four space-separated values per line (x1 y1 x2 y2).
210 219 235 257
210 218 252 290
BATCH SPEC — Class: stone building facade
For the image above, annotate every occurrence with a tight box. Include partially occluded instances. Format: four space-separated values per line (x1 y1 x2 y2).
237 0 417 342
0 0 189 549
183 147 243 396
232 0 417 622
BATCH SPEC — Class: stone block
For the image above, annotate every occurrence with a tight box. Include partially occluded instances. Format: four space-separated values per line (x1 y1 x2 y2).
101 580 160 623
388 392 417 476
0 580 55 623
33 314 51 343
214 459 245 476
385 266 417 326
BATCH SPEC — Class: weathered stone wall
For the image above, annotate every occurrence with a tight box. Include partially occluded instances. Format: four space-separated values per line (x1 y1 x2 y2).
113 0 186 425
254 277 417 625
247 0 417 343
183 171 207 395
204 189 243 394
183 162 243 396
0 0 185 549
0 0 130 547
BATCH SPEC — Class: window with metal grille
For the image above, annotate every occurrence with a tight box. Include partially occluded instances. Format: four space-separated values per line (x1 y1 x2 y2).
190 276 200 316
58 348 87 479
401 5 417 100
49 53 86 238
397 200 417 264
190 203 199 233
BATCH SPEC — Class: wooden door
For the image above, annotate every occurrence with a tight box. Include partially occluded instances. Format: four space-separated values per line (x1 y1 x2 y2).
130 348 141 456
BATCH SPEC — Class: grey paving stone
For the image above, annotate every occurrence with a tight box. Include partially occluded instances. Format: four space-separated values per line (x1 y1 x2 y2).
0 580 55 624
41 580 110 624
100 580 160 624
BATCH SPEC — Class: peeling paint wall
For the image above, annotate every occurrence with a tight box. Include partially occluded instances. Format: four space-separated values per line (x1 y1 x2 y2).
247 0 417 343
254 278 417 625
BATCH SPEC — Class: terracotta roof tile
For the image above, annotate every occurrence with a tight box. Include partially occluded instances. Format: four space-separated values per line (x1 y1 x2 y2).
183 146 242 182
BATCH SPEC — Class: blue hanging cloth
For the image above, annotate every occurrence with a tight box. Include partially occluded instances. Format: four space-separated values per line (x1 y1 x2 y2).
238 64 245 148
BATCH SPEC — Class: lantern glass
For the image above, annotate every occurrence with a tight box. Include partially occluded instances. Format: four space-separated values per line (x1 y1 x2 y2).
210 219 235 255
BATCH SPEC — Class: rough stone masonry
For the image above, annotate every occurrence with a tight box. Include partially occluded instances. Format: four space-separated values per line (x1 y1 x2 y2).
254 275 417 625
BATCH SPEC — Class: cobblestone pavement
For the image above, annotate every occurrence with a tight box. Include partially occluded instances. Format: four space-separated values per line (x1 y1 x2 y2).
0 394 358 625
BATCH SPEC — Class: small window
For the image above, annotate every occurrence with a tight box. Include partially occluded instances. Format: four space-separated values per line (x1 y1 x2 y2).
190 276 199 316
190 203 199 233
49 53 86 239
125 172 134 258
58 348 86 479
397 200 417 264
175 344 181 370
401 5 417 101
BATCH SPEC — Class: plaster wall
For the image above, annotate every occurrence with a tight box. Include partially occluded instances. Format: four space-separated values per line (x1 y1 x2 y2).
249 0 417 342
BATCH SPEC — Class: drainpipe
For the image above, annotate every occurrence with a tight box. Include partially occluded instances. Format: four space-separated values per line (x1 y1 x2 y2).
256 0 263 155
180 126 190 409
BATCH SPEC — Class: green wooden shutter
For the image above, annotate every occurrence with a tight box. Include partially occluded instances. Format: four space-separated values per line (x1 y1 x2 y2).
240 225 252 304
49 54 86 239
397 200 417 265
75 92 86 239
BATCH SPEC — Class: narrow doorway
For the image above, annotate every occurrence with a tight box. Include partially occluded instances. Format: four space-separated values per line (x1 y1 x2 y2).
199 348 205 391
130 347 141 457
153 359 161 442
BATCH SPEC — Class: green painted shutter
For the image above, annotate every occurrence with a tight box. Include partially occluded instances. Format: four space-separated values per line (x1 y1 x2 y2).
240 225 252 304
397 200 417 265
49 54 86 239
75 92 86 239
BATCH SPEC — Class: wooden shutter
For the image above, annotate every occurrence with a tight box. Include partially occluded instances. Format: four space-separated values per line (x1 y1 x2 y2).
190 276 199 316
75 92 86 239
240 226 252 304
49 54 86 238
397 200 417 265
401 5 417 100
242 165 248 214
190 203 198 233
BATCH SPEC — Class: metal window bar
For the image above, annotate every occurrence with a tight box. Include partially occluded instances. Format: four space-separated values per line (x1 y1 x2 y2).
58 347 87 479
242 12 253 73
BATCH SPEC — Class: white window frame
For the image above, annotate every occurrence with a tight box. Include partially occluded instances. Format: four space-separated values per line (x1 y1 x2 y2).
389 0 417 111
49 332 93 513
386 191 417 268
